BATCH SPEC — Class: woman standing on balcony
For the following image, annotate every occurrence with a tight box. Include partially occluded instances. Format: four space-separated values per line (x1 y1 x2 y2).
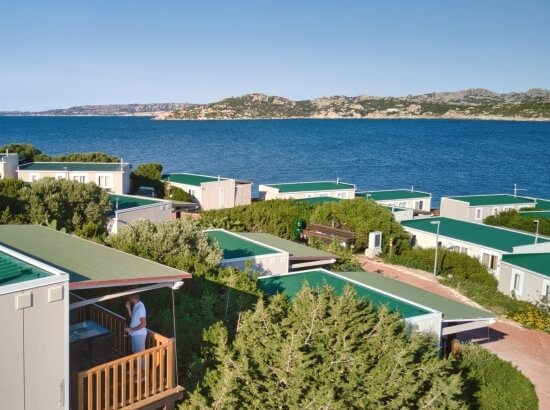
125 293 147 353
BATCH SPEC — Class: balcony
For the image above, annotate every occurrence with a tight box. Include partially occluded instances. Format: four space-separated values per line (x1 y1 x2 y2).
70 299 183 410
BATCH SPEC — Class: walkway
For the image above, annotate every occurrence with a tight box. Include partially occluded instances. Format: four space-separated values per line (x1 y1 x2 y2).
358 257 550 409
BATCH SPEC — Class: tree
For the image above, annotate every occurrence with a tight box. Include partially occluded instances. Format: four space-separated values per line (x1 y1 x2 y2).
0 143 44 163
0 143 120 164
167 186 194 202
19 177 111 238
105 218 261 391
47 152 120 162
310 198 410 253
201 199 314 239
484 210 550 236
458 344 538 409
106 218 223 270
0 179 29 223
130 162 164 196
184 285 465 409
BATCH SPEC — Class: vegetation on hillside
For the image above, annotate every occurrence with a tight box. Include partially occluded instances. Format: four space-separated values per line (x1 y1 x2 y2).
162 90 550 120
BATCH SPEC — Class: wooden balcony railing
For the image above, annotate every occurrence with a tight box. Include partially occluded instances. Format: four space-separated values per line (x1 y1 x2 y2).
70 299 128 355
75 332 176 410
70 297 182 409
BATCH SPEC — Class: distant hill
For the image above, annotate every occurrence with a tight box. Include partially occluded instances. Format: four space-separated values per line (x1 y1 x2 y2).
0 103 190 117
2 89 550 120
157 88 550 121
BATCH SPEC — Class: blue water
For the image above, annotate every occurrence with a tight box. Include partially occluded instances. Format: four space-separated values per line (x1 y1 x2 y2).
1 116 549 204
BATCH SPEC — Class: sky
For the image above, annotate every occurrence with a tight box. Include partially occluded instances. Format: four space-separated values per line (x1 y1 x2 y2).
1 0 549 111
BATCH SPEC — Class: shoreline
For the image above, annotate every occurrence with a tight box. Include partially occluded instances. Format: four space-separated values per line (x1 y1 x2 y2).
1 114 549 123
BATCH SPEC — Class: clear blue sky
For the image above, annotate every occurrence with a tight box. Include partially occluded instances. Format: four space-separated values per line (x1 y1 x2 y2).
1 0 549 110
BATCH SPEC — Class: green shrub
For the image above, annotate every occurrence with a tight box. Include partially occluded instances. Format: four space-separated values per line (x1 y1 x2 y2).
388 247 550 332
309 198 410 253
130 162 165 196
167 186 193 202
484 210 550 235
388 247 498 288
458 344 538 410
201 199 314 239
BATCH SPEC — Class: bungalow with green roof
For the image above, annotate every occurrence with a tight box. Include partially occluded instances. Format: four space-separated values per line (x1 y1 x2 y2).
499 253 550 303
0 151 19 179
259 179 356 201
440 194 536 223
0 243 69 410
0 224 190 410
401 217 550 274
17 160 131 194
258 269 495 341
108 194 173 234
162 172 251 210
205 229 289 275
357 188 432 212
237 232 337 270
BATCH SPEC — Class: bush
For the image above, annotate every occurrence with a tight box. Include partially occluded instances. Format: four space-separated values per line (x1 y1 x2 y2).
106 218 223 270
184 285 465 409
484 210 550 236
458 344 538 409
201 199 314 239
0 143 120 164
167 186 193 202
0 143 44 163
388 248 550 332
309 198 410 253
388 247 498 288
130 162 165 196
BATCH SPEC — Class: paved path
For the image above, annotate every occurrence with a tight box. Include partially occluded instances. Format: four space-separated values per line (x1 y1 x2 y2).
358 257 550 409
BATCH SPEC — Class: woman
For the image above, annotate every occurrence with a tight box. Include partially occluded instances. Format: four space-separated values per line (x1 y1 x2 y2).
125 293 147 353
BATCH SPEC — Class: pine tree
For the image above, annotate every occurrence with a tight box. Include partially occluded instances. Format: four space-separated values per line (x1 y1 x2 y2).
183 285 465 409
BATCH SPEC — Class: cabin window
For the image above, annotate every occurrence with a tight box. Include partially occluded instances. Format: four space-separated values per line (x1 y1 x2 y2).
492 207 499 215
73 175 86 183
512 270 523 295
98 175 111 188
415 200 424 210
337 192 347 199
490 255 498 270
475 208 482 220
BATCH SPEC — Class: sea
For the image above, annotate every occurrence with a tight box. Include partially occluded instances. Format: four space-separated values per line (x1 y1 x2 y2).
1 116 549 205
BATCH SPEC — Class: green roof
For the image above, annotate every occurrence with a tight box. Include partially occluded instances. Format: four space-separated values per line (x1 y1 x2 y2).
357 189 431 201
110 194 164 211
502 253 550 278
258 270 431 319
0 225 190 289
535 199 550 210
520 210 550 219
238 232 336 259
264 181 355 193
162 173 226 187
337 271 494 321
294 197 342 205
19 162 123 172
446 194 535 207
206 230 284 260
0 250 51 286
401 217 548 252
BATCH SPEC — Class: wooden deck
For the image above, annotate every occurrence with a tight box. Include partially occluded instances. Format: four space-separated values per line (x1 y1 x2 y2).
70 301 183 410
303 223 356 247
